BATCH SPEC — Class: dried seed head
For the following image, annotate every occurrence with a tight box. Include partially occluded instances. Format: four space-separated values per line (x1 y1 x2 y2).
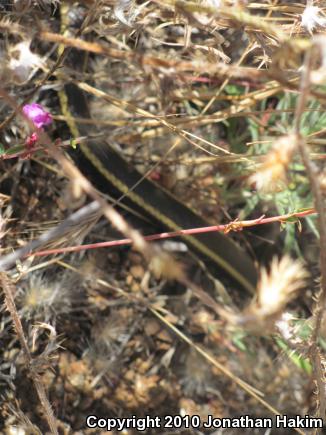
180 349 213 397
114 0 140 26
203 0 221 9
20 272 75 320
249 134 296 192
257 256 307 315
237 256 308 333
92 312 131 354
8 41 43 83
301 5 326 34
150 251 184 281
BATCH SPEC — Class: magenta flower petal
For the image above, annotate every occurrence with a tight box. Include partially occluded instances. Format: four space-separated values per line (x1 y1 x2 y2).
23 103 53 129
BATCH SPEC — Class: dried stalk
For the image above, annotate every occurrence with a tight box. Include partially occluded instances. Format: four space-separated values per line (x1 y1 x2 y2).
293 45 326 424
0 273 58 434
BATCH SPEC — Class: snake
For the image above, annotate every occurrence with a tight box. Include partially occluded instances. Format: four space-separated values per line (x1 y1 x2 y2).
57 4 258 294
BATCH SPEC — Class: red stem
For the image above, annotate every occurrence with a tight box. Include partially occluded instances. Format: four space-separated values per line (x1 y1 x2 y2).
30 208 316 257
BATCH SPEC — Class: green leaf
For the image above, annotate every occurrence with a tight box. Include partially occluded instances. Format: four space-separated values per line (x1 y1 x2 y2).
6 144 25 155
225 84 243 96
70 138 78 149
232 331 248 352
283 216 299 224
275 337 312 374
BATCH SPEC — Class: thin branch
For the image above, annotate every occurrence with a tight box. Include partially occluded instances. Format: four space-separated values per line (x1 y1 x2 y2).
0 201 101 271
293 45 326 423
28 208 316 258
0 273 58 434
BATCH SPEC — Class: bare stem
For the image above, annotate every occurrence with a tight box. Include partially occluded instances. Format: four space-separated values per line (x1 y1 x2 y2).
293 46 326 422
0 273 58 434
27 208 316 258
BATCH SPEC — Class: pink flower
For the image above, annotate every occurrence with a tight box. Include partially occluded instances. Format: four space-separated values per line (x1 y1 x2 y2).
22 103 52 129
25 132 38 149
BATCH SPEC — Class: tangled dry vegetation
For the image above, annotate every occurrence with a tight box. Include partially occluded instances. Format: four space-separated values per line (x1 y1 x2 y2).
0 0 326 434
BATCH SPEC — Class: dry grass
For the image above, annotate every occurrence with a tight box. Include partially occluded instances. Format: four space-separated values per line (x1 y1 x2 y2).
0 1 325 434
